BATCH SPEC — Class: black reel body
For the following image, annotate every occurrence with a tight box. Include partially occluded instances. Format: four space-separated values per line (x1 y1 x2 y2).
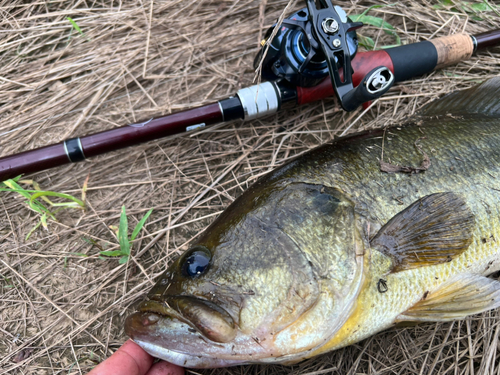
256 7 359 88
256 0 394 111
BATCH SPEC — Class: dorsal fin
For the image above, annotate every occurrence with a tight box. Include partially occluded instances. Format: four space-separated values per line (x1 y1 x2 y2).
398 274 500 322
420 77 500 117
371 192 475 273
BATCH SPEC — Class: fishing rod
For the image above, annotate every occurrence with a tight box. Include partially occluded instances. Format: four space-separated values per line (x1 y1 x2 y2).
1 0 500 182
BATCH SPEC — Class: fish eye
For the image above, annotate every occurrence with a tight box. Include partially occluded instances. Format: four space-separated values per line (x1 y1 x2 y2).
181 246 211 278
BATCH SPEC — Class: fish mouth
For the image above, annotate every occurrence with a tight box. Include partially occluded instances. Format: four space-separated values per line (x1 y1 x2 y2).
125 296 283 367
125 310 244 368
125 296 251 368
126 296 237 344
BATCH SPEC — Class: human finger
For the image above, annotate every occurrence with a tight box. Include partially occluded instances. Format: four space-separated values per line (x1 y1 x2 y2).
145 360 185 375
87 339 154 375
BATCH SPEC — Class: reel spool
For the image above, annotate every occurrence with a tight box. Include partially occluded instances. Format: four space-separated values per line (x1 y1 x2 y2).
256 0 394 111
256 6 358 88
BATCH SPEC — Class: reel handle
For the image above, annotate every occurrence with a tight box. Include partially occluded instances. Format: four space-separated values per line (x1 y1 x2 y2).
341 67 394 111
305 0 363 111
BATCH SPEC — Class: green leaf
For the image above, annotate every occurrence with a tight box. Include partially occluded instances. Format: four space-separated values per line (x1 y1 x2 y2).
66 16 92 41
0 175 22 188
29 200 55 220
359 3 397 17
30 191 85 208
350 14 401 46
2 180 31 199
470 2 492 11
130 209 153 241
357 35 375 50
100 250 126 257
67 17 85 36
119 255 129 264
25 220 42 240
69 252 89 257
380 44 403 49
25 199 46 215
118 206 130 256
1 184 83 220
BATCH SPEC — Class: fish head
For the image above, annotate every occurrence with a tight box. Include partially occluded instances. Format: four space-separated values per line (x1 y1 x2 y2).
126 180 365 367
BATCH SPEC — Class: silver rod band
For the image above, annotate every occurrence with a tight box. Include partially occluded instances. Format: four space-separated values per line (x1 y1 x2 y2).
236 82 280 120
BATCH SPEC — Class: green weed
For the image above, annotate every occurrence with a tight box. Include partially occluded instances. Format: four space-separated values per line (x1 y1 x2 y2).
99 206 153 264
351 5 401 50
67 17 91 41
0 176 87 240
1 273 14 289
433 1 498 20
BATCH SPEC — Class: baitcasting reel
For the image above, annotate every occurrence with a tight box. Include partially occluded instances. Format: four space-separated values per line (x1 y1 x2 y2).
256 0 394 111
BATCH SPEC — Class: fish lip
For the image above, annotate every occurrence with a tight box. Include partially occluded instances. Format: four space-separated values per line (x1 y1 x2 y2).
131 339 249 368
132 295 237 343
131 336 300 368
125 311 247 368
136 295 231 320
136 298 179 318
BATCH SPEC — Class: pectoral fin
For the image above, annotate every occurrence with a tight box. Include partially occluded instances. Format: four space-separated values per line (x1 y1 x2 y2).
398 274 500 322
371 192 474 272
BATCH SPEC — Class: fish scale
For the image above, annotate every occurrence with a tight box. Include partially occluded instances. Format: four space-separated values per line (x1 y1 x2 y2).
299 119 500 355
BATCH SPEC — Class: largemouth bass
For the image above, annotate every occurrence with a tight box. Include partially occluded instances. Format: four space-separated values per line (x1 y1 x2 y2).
125 78 500 368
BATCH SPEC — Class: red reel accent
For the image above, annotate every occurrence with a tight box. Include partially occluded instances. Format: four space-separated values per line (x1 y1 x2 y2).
296 50 394 105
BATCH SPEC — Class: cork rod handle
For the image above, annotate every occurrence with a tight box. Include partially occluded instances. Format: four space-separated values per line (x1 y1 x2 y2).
430 34 474 69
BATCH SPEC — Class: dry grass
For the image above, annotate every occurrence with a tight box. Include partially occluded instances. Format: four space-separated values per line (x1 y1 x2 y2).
1 0 500 374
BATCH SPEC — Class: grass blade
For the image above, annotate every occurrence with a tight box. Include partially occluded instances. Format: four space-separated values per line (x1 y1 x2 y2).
67 17 85 36
81 173 90 205
130 208 153 242
25 220 42 240
100 250 125 257
30 191 85 207
118 206 130 257
2 180 31 200
350 14 401 46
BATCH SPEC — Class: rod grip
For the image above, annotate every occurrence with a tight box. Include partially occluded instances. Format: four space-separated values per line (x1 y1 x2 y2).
296 33 476 106
430 33 474 69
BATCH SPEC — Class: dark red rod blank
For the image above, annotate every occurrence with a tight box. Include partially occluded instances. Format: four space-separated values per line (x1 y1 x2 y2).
81 103 222 158
475 29 500 50
0 103 223 181
0 143 70 181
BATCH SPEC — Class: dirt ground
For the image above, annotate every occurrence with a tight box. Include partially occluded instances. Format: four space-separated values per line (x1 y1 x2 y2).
1 0 500 374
